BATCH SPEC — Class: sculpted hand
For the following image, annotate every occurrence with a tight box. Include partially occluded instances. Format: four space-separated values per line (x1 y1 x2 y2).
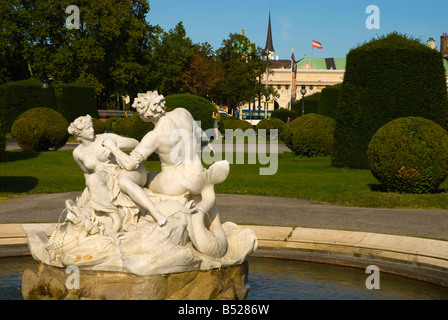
98 147 111 162
102 137 117 151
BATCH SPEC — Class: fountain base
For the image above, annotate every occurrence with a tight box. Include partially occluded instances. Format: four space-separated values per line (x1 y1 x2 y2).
22 261 249 300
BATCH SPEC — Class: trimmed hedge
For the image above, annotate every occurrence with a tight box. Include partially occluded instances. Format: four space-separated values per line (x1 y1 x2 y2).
0 78 57 132
11 108 69 152
92 118 106 134
165 94 218 131
255 117 287 138
318 84 342 119
222 118 253 132
129 116 155 141
292 92 321 115
367 117 448 194
58 82 99 123
270 108 298 123
0 120 5 162
332 33 448 169
282 114 335 157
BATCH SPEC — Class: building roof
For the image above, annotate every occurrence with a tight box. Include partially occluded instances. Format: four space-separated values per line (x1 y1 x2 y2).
265 12 275 53
269 59 291 69
294 57 346 70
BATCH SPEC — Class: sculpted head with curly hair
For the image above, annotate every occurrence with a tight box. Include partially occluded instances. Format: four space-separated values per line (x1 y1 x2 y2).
132 91 166 123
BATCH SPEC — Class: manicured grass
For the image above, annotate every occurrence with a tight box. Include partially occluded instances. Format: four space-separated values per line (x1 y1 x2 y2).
1 150 448 210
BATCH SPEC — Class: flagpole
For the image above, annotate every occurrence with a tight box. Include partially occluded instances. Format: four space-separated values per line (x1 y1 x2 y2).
311 44 314 68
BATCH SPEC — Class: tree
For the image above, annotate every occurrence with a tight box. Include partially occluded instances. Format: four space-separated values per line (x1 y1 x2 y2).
181 43 225 99
216 33 267 115
143 22 194 96
0 0 154 108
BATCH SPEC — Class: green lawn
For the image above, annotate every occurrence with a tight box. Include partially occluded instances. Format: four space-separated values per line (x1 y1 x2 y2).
1 150 448 210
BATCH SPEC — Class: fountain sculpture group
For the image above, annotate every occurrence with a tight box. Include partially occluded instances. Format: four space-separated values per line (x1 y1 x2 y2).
23 91 258 300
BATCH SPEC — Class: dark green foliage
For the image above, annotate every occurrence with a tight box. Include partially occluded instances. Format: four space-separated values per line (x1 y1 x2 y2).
92 118 106 134
0 120 5 162
282 114 335 157
270 108 298 123
332 33 448 169
222 118 253 131
367 117 448 194
318 84 342 119
129 116 159 161
292 92 321 115
112 114 139 136
0 78 57 132
11 107 69 152
129 116 155 141
255 117 287 137
165 94 218 131
58 83 99 123
105 117 123 133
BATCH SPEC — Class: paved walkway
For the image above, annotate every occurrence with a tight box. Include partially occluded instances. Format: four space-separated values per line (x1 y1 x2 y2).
1 192 448 241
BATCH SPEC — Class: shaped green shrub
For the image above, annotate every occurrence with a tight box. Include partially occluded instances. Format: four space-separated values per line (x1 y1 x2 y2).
333 33 448 169
367 117 448 194
58 82 99 123
11 108 69 152
292 92 321 115
318 84 342 119
92 118 106 134
222 118 253 132
270 108 298 123
129 116 155 141
165 94 218 131
0 120 5 162
283 114 335 157
0 78 57 131
256 117 286 138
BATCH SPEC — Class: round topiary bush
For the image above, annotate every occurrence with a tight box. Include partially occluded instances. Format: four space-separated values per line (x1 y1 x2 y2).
367 117 448 194
165 94 218 131
105 116 122 133
222 118 253 132
129 117 159 161
283 114 335 157
129 116 155 141
270 108 298 123
256 117 286 138
11 107 69 152
92 118 106 134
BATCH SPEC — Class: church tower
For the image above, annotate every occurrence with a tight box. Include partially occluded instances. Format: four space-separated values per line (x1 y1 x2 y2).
441 32 448 59
265 10 275 60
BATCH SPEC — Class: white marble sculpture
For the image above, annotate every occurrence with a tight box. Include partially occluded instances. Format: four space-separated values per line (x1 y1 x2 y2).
28 91 258 276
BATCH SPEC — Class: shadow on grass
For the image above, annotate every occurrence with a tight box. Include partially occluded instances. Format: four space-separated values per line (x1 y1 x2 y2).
0 176 38 193
3 151 40 162
368 183 448 194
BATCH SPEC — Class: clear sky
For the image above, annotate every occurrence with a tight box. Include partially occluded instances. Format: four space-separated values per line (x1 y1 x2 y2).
147 0 448 60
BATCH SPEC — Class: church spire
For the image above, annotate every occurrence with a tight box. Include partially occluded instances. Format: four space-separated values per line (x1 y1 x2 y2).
265 9 275 60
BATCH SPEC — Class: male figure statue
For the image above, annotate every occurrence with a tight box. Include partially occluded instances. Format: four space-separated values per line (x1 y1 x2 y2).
103 91 228 258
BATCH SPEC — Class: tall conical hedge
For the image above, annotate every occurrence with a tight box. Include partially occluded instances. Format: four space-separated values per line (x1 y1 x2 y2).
332 33 448 169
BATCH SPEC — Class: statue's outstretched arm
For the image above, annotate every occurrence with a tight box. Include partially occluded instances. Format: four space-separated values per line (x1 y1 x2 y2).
103 132 158 171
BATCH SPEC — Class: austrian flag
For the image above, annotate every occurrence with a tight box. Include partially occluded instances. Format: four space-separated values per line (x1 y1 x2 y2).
312 40 322 49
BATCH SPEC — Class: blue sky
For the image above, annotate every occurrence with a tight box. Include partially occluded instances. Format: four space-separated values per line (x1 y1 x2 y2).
147 0 448 60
